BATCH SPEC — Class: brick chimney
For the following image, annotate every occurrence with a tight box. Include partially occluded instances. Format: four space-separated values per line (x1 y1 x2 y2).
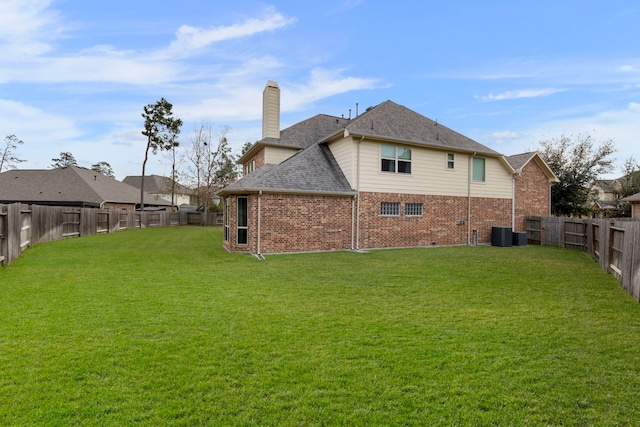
262 80 280 139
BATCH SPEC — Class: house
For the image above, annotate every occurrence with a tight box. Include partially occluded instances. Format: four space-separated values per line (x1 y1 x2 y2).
591 179 620 217
217 81 558 255
622 192 640 218
0 166 172 210
123 175 196 210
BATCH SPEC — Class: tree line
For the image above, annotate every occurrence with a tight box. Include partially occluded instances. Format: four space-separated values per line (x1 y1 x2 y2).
3 104 639 217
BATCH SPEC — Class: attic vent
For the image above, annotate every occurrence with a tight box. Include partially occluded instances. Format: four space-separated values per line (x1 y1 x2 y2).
366 105 374 112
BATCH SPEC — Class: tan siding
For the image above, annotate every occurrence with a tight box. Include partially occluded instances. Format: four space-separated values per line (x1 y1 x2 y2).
264 146 299 165
356 141 512 198
328 138 355 186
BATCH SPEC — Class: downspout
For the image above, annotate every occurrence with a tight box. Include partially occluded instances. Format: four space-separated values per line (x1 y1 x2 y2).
351 196 355 250
467 153 476 245
356 136 364 250
512 176 516 230
257 191 262 256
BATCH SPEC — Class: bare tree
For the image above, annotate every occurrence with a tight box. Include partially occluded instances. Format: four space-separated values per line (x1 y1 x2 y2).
0 135 27 172
184 122 238 221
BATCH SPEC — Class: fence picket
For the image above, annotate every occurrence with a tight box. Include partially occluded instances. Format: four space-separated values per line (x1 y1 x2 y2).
0 203 221 268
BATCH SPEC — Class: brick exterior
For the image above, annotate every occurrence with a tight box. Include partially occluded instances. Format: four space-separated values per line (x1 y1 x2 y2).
358 192 511 248
224 193 354 254
223 191 513 254
513 160 551 231
243 148 266 176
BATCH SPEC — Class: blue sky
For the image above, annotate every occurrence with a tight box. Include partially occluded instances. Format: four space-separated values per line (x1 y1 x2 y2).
1 0 639 180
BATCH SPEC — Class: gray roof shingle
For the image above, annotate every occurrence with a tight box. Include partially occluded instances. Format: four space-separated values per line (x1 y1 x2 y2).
0 166 171 206
223 99 505 196
218 143 355 196
343 101 500 156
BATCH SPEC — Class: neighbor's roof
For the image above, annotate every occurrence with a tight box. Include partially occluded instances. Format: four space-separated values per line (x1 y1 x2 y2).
622 191 640 202
218 143 355 197
123 175 193 195
505 151 559 182
0 166 171 207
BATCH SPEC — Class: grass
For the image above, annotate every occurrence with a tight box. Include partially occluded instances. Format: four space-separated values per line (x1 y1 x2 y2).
1 227 640 426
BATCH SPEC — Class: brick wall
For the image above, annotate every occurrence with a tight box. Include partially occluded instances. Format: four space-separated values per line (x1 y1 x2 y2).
243 147 266 176
223 191 515 254
358 192 511 248
514 160 551 231
223 193 354 254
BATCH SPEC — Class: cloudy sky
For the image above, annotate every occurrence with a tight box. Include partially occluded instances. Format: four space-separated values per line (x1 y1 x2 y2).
1 0 639 180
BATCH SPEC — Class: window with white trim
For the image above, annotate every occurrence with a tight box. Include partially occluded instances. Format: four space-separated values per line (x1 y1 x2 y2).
244 160 255 176
472 157 486 182
380 202 400 216
405 203 423 216
446 153 455 170
381 144 411 174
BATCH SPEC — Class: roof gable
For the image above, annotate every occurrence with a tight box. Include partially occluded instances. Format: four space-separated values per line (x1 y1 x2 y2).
506 151 559 182
219 143 354 196
341 100 499 155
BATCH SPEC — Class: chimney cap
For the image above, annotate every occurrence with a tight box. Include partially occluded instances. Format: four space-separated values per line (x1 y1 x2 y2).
266 80 279 88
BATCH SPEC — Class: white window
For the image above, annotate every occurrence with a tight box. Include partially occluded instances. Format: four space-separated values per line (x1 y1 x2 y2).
381 144 411 174
405 203 423 216
244 160 255 176
446 153 455 170
380 202 400 216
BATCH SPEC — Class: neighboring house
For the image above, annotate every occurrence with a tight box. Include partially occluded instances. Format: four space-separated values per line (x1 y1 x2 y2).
622 192 640 218
123 175 196 210
217 81 558 255
0 166 172 210
591 179 621 217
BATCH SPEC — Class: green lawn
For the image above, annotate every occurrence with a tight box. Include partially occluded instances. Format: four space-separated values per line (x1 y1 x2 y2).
1 227 640 426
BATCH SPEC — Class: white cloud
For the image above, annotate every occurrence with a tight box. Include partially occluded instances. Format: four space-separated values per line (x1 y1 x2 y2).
488 102 640 177
490 130 523 144
282 68 379 110
0 0 62 57
178 68 380 123
480 88 565 102
0 3 295 85
163 8 296 58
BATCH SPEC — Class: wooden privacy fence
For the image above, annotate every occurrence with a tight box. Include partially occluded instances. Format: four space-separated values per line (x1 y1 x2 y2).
526 216 640 302
0 203 221 267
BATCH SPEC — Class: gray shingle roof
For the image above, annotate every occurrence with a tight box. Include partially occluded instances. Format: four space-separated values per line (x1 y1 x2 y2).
218 143 355 196
223 100 507 196
342 100 500 156
123 175 193 195
622 191 640 202
506 152 537 172
0 166 171 206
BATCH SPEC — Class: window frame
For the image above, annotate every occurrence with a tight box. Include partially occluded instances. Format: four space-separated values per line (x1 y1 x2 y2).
405 203 424 217
472 157 486 183
380 202 400 216
446 153 455 170
224 197 230 242
237 196 248 245
380 144 412 174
